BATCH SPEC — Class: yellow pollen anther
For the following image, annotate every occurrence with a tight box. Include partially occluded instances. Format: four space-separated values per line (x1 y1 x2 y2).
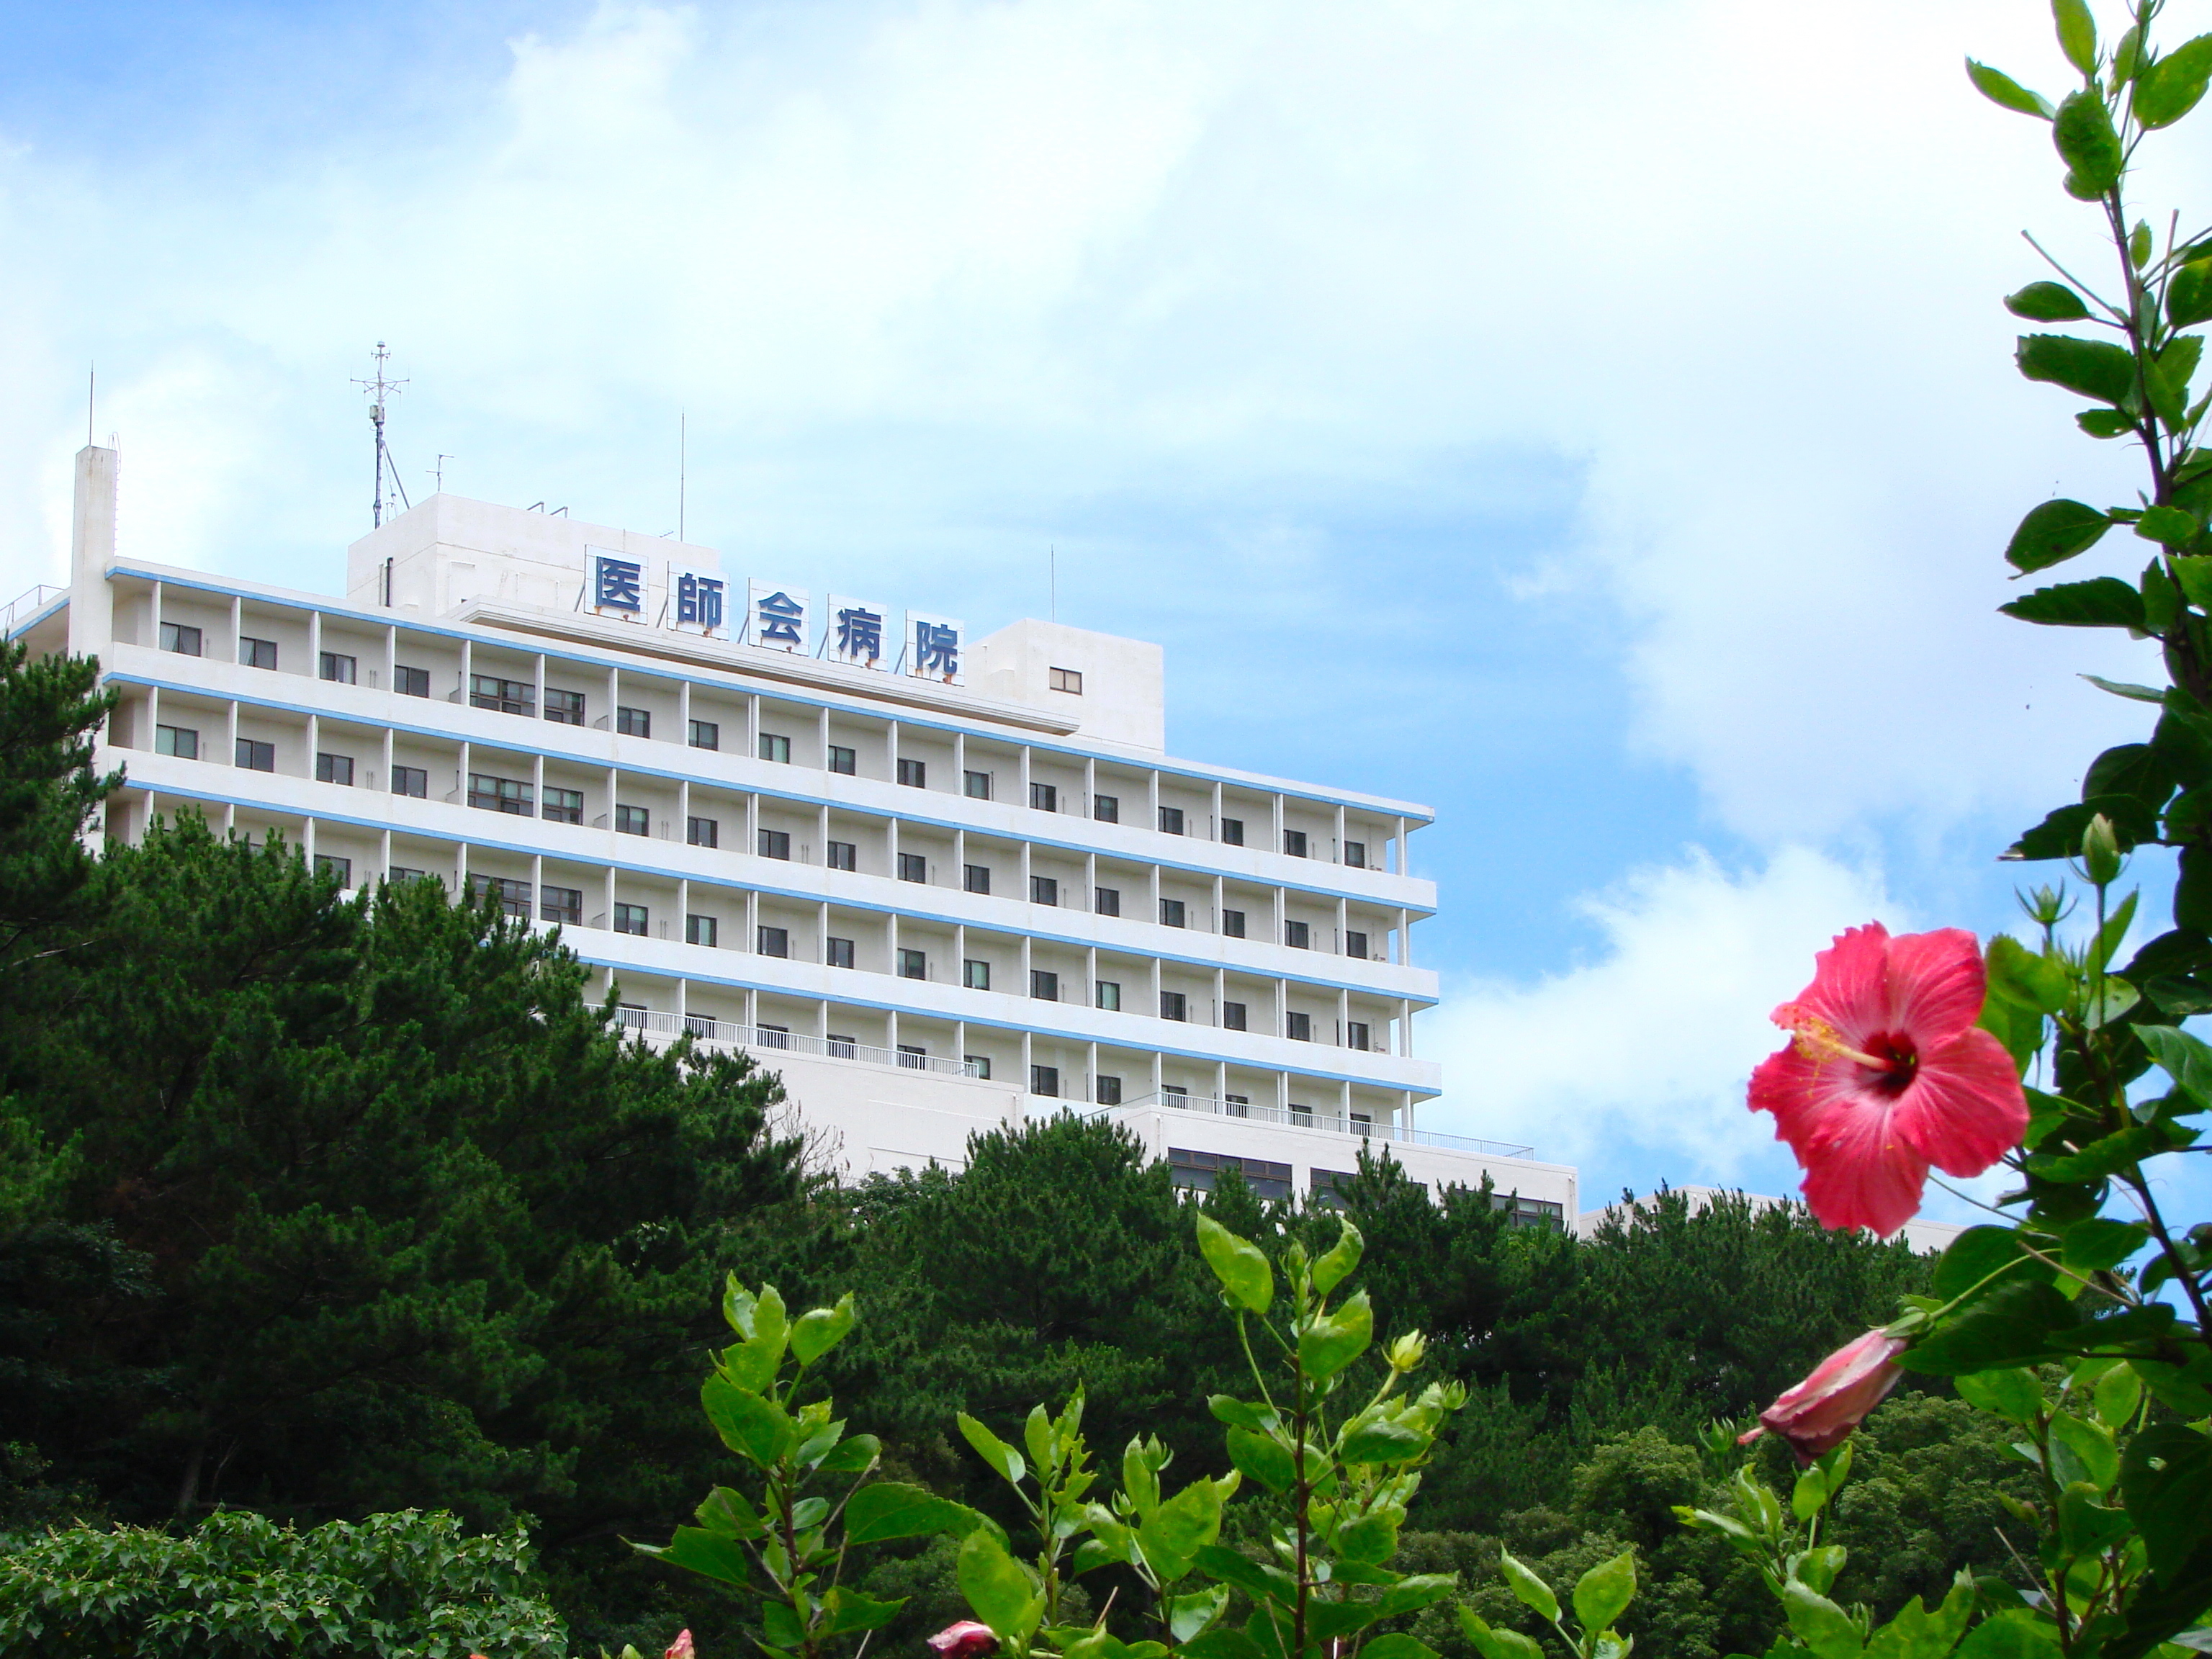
1780 1009 1893 1072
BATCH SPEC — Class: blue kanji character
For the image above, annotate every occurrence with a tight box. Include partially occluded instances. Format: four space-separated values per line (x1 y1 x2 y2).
915 620 959 678
837 606 883 662
594 555 644 613
757 590 805 646
678 572 724 630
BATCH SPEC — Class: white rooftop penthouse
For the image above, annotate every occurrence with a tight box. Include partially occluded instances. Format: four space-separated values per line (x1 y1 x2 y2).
6 445 1578 1222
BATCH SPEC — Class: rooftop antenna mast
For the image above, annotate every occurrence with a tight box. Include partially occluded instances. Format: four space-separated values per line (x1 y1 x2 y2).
353 343 410 526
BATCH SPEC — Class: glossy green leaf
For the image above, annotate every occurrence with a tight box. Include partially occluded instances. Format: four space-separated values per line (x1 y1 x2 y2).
1363 1638 1442 1659
2092 1362 2144 1427
2049 1411 2121 1491
697 1484 766 1540
2139 505 2203 547
1865 1573 1977 1659
2005 282 2092 322
1954 1367 2045 1426
1900 1280 2077 1375
1310 1602 1385 1641
1376 1575 1460 1620
1298 1290 1374 1382
1499 1551 1561 1623
822 1588 906 1635
2047 1303 2179 1354
2079 407 2136 437
958 1527 1041 1643
1310 1215 1363 1298
1226 1426 1295 1493
1933 1226 2050 1300
2120 1424 2212 1581
2005 498 2113 571
2134 33 2212 127
2000 577 2147 629
1208 1394 1268 1430
702 1377 795 1467
1985 935 2069 1013
1334 1507 1403 1565
2009 794 2159 859
1195 1213 1272 1315
1967 58 2056 117
1195 1543 1294 1609
636 1526 750 1587
2026 1121 2170 1182
2052 0 2097 75
2171 258 2212 328
2136 1023 2212 1103
2061 1216 2150 1272
1459 1609 1546 1659
844 1482 979 1545
2054 89 2124 196
762 1598 806 1650
1573 1552 1637 1637
2084 673 2168 703
1955 1611 2061 1659
790 1293 855 1364
1341 1414 1429 1465
1138 1475 1226 1577
2017 333 2138 403
1181 1631 1266 1659
1170 1585 1231 1642
958 1413 1027 1488
819 1431 882 1475
1784 1581 1864 1659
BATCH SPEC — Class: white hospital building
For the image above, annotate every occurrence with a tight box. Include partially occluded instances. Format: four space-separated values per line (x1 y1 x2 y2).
5 444 1577 1219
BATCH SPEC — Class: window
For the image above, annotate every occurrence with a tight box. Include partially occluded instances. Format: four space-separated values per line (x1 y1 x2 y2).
1344 840 1367 869
315 752 354 786
897 757 926 788
240 637 278 670
1223 1001 1247 1032
1285 919 1310 949
898 948 927 981
1093 793 1118 824
615 904 649 936
1310 1169 1359 1210
827 937 855 968
1162 1084 1188 1105
1094 886 1120 917
470 874 531 918
755 1024 790 1049
828 1033 858 1058
541 886 583 925
1160 991 1187 1022
1287 1011 1313 1041
542 787 584 824
827 840 857 871
1220 817 1244 847
1346 930 1370 960
758 925 791 958
967 1055 992 1080
154 724 198 759
1491 1194 1567 1230
616 804 652 837
828 744 856 775
1284 829 1308 858
1030 1064 1061 1097
1030 875 1058 907
392 765 427 799
395 665 431 698
964 770 992 800
1030 969 1059 1001
470 774 532 814
689 719 719 750
899 853 927 884
616 706 652 737
388 866 427 886
897 1045 927 1069
1347 1020 1372 1051
1222 909 1246 939
319 652 356 684
963 863 991 895
314 854 351 886
544 688 586 726
1226 1094 1250 1117
685 815 718 847
1096 1075 1123 1105
235 738 274 773
964 959 992 990
1159 898 1186 928
759 732 791 763
1094 981 1122 1012
471 674 532 715
686 914 719 948
1158 806 1184 835
159 621 202 656
1030 782 1057 813
1168 1147 1292 1201
1048 666 1082 694
757 827 791 860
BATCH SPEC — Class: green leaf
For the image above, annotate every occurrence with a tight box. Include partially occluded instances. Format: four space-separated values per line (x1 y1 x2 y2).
1226 1426 1295 1493
1500 1551 1561 1623
2082 673 2168 703
1310 1215 1363 1298
1362 1638 1442 1659
958 1413 1028 1488
1194 1543 1293 1609
2008 795 2160 859
1900 1280 2077 1376
2120 1425 2212 1582
1999 577 2146 629
1573 1552 1637 1638
1298 1290 1374 1382
2060 1216 2149 1272
1181 1630 1265 1659
1968 58 2056 117
635 1526 750 1587
2134 34 2212 128
1784 1582 1864 1659
1865 1573 1977 1659
1953 1367 2046 1426
2145 556 2182 630
2005 498 2113 571
958 1527 1042 1644
2054 89 2123 196
1138 1475 1226 1577
2049 1411 2121 1491
2171 258 2212 329
844 1482 979 1545
1955 1611 2062 1659
2047 1303 2179 1354
791 1293 855 1364
1459 1610 1546 1659
2079 407 2136 437
2026 1121 2170 1182
763 1598 806 1650
1195 1213 1273 1315
2005 282 2092 323
2110 1537 2212 1659
1341 1414 1429 1466
1933 1226 2051 1301
697 1485 767 1540
1377 1575 1460 1619
2139 505 2203 547
2179 846 2212 932
819 1431 881 1475
1171 1586 1231 1643
1208 1395 1269 1430
2053 0 2097 76
1310 1602 1385 1641
2017 333 2138 403
702 1377 795 1467
822 1588 905 1635
2137 1022 2212 1103
1335 1507 1403 1565
1986 935 2069 1013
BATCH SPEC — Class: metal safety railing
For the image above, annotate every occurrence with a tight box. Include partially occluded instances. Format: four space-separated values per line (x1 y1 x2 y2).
1 584 66 637
1111 1091 1534 1158
611 1004 982 1078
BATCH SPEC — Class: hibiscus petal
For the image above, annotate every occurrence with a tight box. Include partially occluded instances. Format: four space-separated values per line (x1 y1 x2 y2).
1749 1043 1857 1157
1892 1028 2029 1177
1794 923 1892 1043
1792 1090 1931 1236
1881 927 1989 1048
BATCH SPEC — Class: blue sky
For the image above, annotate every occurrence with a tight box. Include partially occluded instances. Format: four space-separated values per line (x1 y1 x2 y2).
1 0 2205 1231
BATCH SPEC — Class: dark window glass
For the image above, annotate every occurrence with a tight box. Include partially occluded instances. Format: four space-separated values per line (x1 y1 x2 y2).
686 815 718 848
1159 898 1185 928
614 903 649 936
315 854 352 886
899 853 927 884
964 770 992 799
395 665 431 698
241 637 278 670
235 738 274 772
392 764 427 798
757 925 790 958
469 773 531 814
689 719 719 750
1160 991 1187 1022
1030 969 1059 1001
615 706 651 737
828 744 856 775
538 786 582 824
1095 981 1120 1011
616 804 651 836
1287 1010 1312 1041
1222 909 1246 938
1346 930 1369 959
898 948 926 980
1158 806 1184 835
1092 793 1118 823
963 863 991 894
1030 875 1058 906
469 874 532 918
1030 1064 1060 1097
760 732 791 763
319 652 356 684
1344 840 1367 869
827 937 855 968
1347 1020 1372 1051
686 914 719 947
541 886 583 925
758 827 791 860
1284 829 1308 858
1220 817 1244 846
827 840 856 871
897 757 926 788
1094 886 1120 917
470 674 533 715
1285 919 1310 949
1223 1001 1247 1031
155 724 199 760
315 752 354 786
1030 782 1057 812
1096 1075 1123 1106
967 1055 992 1079
544 688 586 725
1167 1147 1292 1201
964 959 991 990
159 621 202 656
388 867 428 886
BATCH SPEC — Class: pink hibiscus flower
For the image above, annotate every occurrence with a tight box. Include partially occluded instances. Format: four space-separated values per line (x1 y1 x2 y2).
665 1632 696 1659
1750 922 2027 1237
1738 1328 1909 1463
927 1622 999 1659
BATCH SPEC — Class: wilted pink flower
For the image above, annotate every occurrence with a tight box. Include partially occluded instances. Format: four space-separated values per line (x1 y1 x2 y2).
665 1632 696 1659
1750 923 2027 1237
1740 1328 1908 1462
927 1621 999 1659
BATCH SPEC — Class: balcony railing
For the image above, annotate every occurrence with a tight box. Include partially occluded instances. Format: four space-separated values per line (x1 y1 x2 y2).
1 584 66 637
612 1004 981 1078
1110 1090 1533 1159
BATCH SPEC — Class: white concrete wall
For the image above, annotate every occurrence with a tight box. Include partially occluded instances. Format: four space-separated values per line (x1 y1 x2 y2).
971 619 1166 753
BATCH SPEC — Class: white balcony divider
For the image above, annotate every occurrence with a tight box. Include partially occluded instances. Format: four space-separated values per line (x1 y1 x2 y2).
1109 1090 1532 1158
612 1004 980 1079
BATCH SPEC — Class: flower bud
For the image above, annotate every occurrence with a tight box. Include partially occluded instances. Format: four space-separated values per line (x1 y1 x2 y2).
927 1622 999 1659
1388 1331 1427 1372
2082 814 2123 886
1737 1329 1907 1465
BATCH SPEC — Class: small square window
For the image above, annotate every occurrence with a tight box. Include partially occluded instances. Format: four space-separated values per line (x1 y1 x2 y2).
1284 829 1309 858
614 903 650 936
1158 806 1184 836
1159 898 1186 928
967 1055 992 1079
240 637 278 670
159 621 202 656
898 948 927 981
1346 930 1370 960
392 765 427 799
541 886 583 925
1223 1001 1247 1031
1096 1075 1123 1107
1030 782 1057 813
616 804 652 837
1030 969 1059 1001
760 732 791 763
1030 875 1058 907
1344 840 1367 869
897 757 927 788
1092 793 1118 824
1094 886 1120 917
1287 1010 1313 1042
1160 991 1187 1022
964 958 992 990
899 852 927 884
1220 817 1244 847
828 744 857 775
1222 909 1246 938
964 770 992 799
1030 1064 1061 1097
1347 1020 1372 1051
757 925 791 958
758 828 791 860
963 863 991 894
315 752 354 786
689 719 719 750
1095 981 1120 1011
827 936 855 968
154 724 198 760
686 815 718 848
544 688 586 726
319 652 356 684
1285 919 1310 949
543 787 585 824
315 854 351 886
616 706 651 737
827 840 857 872
687 914 719 948
395 665 431 698
1048 666 1082 694
235 738 274 772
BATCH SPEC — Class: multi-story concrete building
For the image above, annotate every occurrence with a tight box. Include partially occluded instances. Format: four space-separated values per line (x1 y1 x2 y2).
4 444 1576 1218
